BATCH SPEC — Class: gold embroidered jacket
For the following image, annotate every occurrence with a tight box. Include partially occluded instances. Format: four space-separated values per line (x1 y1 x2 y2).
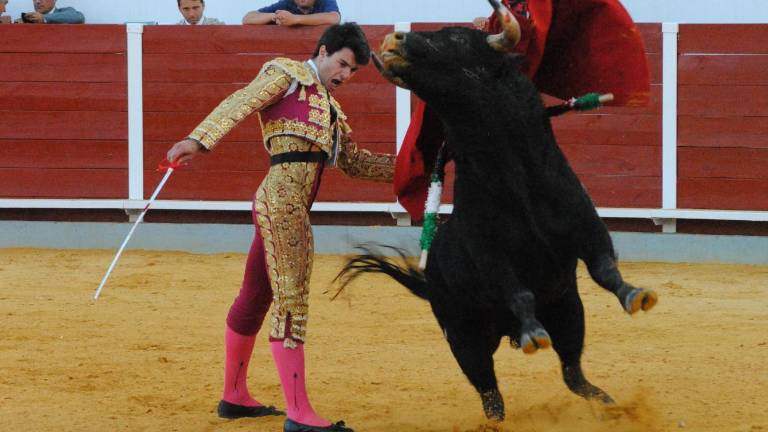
188 57 394 181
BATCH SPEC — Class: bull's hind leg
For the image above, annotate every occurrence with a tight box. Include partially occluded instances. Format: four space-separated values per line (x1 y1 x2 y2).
538 288 614 403
581 229 657 314
440 316 505 421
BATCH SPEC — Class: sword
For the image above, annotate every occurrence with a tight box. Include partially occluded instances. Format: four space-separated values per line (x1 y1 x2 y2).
93 163 177 300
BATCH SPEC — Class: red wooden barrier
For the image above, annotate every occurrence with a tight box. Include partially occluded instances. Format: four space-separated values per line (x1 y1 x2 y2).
0 25 127 199
0 23 766 218
678 24 768 210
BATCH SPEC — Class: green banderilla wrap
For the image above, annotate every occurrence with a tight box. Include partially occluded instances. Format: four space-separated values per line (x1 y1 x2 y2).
418 145 447 269
546 92 614 117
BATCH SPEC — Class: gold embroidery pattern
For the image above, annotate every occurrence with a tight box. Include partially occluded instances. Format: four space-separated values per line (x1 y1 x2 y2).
264 58 315 86
189 66 293 150
308 93 327 110
255 135 321 348
336 134 395 183
260 117 333 155
308 108 330 128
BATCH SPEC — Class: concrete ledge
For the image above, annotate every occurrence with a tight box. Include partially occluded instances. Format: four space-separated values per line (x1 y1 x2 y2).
1 221 767 264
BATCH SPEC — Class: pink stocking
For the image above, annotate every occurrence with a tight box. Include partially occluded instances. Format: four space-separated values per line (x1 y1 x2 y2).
222 326 263 407
271 341 331 427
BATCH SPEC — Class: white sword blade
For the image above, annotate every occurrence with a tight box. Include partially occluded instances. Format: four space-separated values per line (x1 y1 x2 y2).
93 168 175 300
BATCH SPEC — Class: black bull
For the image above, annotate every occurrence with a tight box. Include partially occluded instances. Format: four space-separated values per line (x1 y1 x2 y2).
336 7 659 422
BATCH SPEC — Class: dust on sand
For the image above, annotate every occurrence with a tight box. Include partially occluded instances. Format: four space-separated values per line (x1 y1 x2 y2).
1 248 766 431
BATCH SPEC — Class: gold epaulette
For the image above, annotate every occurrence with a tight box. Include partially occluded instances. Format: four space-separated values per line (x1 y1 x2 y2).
262 58 315 87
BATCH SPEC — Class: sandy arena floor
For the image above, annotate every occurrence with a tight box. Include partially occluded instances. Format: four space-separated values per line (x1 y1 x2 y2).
0 248 766 432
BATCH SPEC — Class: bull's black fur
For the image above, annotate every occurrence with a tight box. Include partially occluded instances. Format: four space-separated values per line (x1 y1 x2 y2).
337 25 657 421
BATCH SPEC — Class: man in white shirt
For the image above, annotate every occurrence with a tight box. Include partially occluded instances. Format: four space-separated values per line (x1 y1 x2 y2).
177 0 223 25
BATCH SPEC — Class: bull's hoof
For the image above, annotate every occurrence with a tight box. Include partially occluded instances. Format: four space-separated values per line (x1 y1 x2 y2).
591 391 615 405
581 385 615 404
623 288 658 314
563 365 615 404
520 327 551 354
481 389 505 421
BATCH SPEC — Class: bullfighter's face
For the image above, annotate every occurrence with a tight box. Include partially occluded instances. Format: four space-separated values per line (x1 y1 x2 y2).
314 46 359 93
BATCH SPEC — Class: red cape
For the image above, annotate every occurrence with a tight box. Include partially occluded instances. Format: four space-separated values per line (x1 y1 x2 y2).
394 0 650 221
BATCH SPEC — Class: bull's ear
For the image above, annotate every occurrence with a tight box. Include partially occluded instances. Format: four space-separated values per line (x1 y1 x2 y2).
486 0 521 52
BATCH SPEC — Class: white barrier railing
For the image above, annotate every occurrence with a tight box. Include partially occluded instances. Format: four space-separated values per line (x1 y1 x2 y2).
661 23 679 233
3 23 768 232
127 23 145 203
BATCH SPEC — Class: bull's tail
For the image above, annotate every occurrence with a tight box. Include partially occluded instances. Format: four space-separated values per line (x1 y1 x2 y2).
334 244 429 300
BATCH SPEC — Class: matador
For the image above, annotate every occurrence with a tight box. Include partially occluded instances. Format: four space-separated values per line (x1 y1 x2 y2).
167 23 392 432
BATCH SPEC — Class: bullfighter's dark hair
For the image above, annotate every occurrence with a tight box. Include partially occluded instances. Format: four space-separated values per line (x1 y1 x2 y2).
177 0 204 6
313 22 371 66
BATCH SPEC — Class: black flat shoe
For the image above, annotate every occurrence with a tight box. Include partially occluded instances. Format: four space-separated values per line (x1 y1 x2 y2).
284 418 353 432
217 400 285 419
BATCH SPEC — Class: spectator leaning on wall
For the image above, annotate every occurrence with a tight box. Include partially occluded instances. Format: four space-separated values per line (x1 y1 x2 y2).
177 0 223 25
0 0 11 24
15 0 84 24
243 0 340 26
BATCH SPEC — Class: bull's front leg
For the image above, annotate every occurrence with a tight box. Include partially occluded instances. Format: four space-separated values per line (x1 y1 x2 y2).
465 249 551 354
461 224 552 355
579 225 658 314
506 286 552 354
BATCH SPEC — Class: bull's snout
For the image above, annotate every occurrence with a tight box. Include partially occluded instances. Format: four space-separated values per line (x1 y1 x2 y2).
374 31 411 90
381 31 406 56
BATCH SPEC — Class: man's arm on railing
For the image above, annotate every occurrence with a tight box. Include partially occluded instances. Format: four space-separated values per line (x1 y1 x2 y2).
44 7 85 24
242 11 277 25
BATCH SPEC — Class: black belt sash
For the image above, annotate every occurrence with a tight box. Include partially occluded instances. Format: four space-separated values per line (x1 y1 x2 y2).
270 151 328 166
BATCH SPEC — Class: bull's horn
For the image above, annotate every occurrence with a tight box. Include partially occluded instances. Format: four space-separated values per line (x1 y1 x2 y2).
371 53 410 89
486 0 521 52
371 52 389 76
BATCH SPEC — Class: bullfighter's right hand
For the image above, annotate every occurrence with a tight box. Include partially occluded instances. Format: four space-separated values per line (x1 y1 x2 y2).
167 138 204 165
